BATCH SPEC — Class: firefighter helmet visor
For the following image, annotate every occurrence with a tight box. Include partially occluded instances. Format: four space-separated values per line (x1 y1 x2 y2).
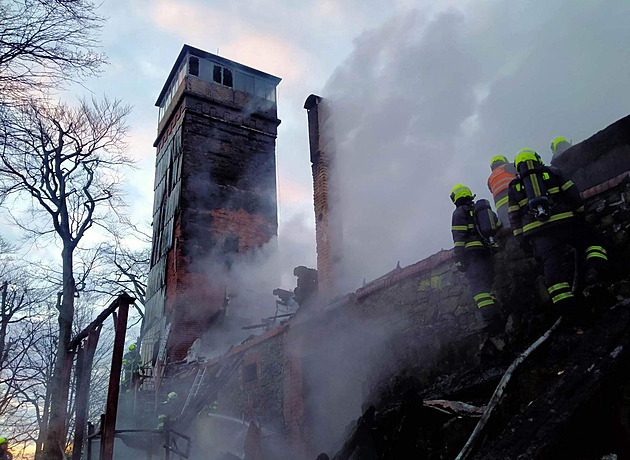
450 184 474 204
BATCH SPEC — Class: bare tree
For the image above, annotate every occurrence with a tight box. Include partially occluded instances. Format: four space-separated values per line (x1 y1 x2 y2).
0 97 132 460
97 243 149 322
3 310 57 454
0 0 106 100
0 258 54 455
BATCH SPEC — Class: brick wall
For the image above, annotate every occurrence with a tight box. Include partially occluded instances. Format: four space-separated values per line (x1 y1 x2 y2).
193 325 290 453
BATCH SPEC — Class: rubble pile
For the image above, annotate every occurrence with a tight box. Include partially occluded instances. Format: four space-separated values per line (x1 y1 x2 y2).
323 295 630 460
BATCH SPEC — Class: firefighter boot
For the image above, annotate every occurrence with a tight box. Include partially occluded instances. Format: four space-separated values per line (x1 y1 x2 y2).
481 304 504 336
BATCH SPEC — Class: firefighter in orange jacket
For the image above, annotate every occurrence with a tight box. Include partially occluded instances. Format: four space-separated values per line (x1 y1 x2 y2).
451 184 501 331
508 148 608 316
487 155 517 228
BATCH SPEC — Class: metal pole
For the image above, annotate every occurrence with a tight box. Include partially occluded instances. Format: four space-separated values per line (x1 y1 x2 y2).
100 301 131 460
72 344 86 460
164 430 170 460
72 326 102 460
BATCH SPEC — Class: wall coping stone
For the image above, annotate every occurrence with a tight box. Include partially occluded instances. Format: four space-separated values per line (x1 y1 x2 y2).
581 170 630 200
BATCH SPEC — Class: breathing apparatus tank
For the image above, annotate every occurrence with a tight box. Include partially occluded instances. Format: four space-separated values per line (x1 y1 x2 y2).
515 151 552 221
473 199 501 245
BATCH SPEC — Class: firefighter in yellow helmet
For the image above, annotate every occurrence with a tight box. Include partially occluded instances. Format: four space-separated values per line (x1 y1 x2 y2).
0 437 12 460
487 155 517 228
122 343 141 391
550 136 572 161
450 184 503 332
507 148 608 318
157 391 179 430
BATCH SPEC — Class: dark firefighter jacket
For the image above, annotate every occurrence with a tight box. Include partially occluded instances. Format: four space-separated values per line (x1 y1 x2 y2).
451 200 488 264
507 165 584 241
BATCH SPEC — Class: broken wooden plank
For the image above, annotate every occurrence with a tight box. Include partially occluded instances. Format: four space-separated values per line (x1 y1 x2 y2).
423 399 486 417
473 300 630 459
456 317 563 460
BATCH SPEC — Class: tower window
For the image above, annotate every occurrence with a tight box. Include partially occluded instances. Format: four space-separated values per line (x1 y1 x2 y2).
213 65 222 83
212 65 234 88
223 68 233 87
223 236 240 254
188 57 199 76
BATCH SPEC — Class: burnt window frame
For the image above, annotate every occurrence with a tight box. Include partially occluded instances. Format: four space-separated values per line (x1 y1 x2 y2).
188 56 199 76
212 64 234 88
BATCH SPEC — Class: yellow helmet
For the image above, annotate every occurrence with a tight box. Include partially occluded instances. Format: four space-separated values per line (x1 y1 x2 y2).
450 184 474 204
490 155 508 169
129 344 136 351
0 437 7 445
515 148 542 169
550 136 570 154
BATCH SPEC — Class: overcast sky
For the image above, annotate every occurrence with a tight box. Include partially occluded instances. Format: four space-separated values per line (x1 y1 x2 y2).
55 0 630 290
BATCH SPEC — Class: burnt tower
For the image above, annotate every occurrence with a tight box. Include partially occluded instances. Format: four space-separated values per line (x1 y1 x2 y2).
143 45 281 366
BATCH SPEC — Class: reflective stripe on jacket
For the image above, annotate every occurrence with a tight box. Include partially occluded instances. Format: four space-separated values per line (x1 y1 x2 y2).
507 166 584 240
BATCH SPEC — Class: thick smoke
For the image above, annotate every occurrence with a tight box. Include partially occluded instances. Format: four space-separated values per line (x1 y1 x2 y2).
323 1 630 289
190 212 316 359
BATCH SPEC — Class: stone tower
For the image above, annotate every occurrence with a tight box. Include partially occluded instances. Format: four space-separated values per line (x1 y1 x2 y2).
143 45 281 365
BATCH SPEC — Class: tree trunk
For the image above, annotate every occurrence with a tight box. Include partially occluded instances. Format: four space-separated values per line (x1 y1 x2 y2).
0 281 8 367
34 358 54 460
42 245 75 460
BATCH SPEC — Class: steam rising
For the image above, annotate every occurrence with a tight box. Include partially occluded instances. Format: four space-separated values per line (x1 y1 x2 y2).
323 1 630 289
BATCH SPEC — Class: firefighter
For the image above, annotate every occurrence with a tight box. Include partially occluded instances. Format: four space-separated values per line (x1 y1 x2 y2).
487 155 517 228
451 184 502 331
550 136 572 161
122 343 141 390
507 148 608 317
157 391 179 430
0 437 12 460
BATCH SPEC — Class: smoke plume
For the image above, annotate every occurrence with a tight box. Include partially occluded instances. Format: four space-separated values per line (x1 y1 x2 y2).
323 1 630 289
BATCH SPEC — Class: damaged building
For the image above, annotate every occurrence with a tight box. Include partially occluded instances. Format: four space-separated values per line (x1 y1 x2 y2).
119 44 630 460
142 44 281 367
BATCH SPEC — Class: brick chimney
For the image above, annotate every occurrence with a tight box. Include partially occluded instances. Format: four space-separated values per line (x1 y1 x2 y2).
304 94 343 303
